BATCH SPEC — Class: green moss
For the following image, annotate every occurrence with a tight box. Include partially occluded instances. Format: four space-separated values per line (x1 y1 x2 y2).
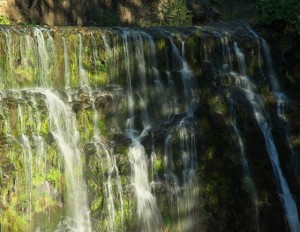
33 173 46 186
98 118 108 136
15 66 35 85
90 72 107 87
162 215 173 230
76 108 94 142
154 158 164 172
46 169 62 189
208 96 228 114
1 202 28 231
67 34 79 87
40 118 50 137
0 16 11 25
157 39 166 50
91 197 103 211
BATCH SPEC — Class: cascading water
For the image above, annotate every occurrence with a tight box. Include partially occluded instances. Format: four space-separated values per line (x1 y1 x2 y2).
41 90 91 232
0 24 299 232
169 37 199 231
229 100 259 231
0 89 92 231
18 103 33 232
221 38 258 225
121 30 162 232
233 42 300 232
90 87 124 232
63 37 71 88
78 34 89 86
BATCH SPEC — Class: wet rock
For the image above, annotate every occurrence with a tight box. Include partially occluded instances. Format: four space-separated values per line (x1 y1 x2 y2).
188 2 221 24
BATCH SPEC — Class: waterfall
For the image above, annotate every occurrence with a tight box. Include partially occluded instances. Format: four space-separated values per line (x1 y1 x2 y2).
90 87 124 232
233 42 300 232
34 28 51 86
0 25 299 232
121 30 162 232
229 100 259 231
0 89 92 231
63 37 71 88
18 104 33 231
40 90 92 232
78 34 89 86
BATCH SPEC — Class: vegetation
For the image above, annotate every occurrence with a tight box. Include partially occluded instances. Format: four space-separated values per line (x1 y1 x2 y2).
155 0 193 26
0 16 11 25
0 0 299 34
0 0 192 27
0 1 299 231
255 0 300 35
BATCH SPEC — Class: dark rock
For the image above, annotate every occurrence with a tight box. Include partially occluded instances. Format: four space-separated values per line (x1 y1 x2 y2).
188 2 221 24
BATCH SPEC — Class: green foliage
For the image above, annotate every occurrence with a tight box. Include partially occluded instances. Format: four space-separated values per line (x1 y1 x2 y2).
156 0 193 26
255 0 300 35
1 197 28 231
46 169 62 189
0 16 11 25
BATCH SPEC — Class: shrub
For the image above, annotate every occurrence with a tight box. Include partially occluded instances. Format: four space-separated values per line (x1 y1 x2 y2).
156 0 193 26
255 0 300 35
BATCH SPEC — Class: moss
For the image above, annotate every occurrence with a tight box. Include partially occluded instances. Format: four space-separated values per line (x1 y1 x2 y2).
97 117 108 136
162 215 173 231
154 158 164 173
157 38 166 51
76 108 94 142
1 199 29 231
207 95 228 114
40 117 50 137
90 71 108 87
85 143 132 231
0 16 11 25
46 169 62 189
67 34 79 87
15 66 35 85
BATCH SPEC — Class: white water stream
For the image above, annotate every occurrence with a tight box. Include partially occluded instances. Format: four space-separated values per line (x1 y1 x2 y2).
234 42 300 232
122 30 162 232
42 90 91 232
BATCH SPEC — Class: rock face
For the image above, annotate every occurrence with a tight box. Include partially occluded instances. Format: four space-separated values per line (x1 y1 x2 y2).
0 0 190 26
188 2 221 24
0 24 299 231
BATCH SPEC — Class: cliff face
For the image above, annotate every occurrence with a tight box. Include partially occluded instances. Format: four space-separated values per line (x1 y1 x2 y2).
0 0 95 26
0 24 299 231
0 0 191 26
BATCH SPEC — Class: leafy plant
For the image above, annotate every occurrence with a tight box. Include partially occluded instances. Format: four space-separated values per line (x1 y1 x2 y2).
156 0 193 26
255 0 300 35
